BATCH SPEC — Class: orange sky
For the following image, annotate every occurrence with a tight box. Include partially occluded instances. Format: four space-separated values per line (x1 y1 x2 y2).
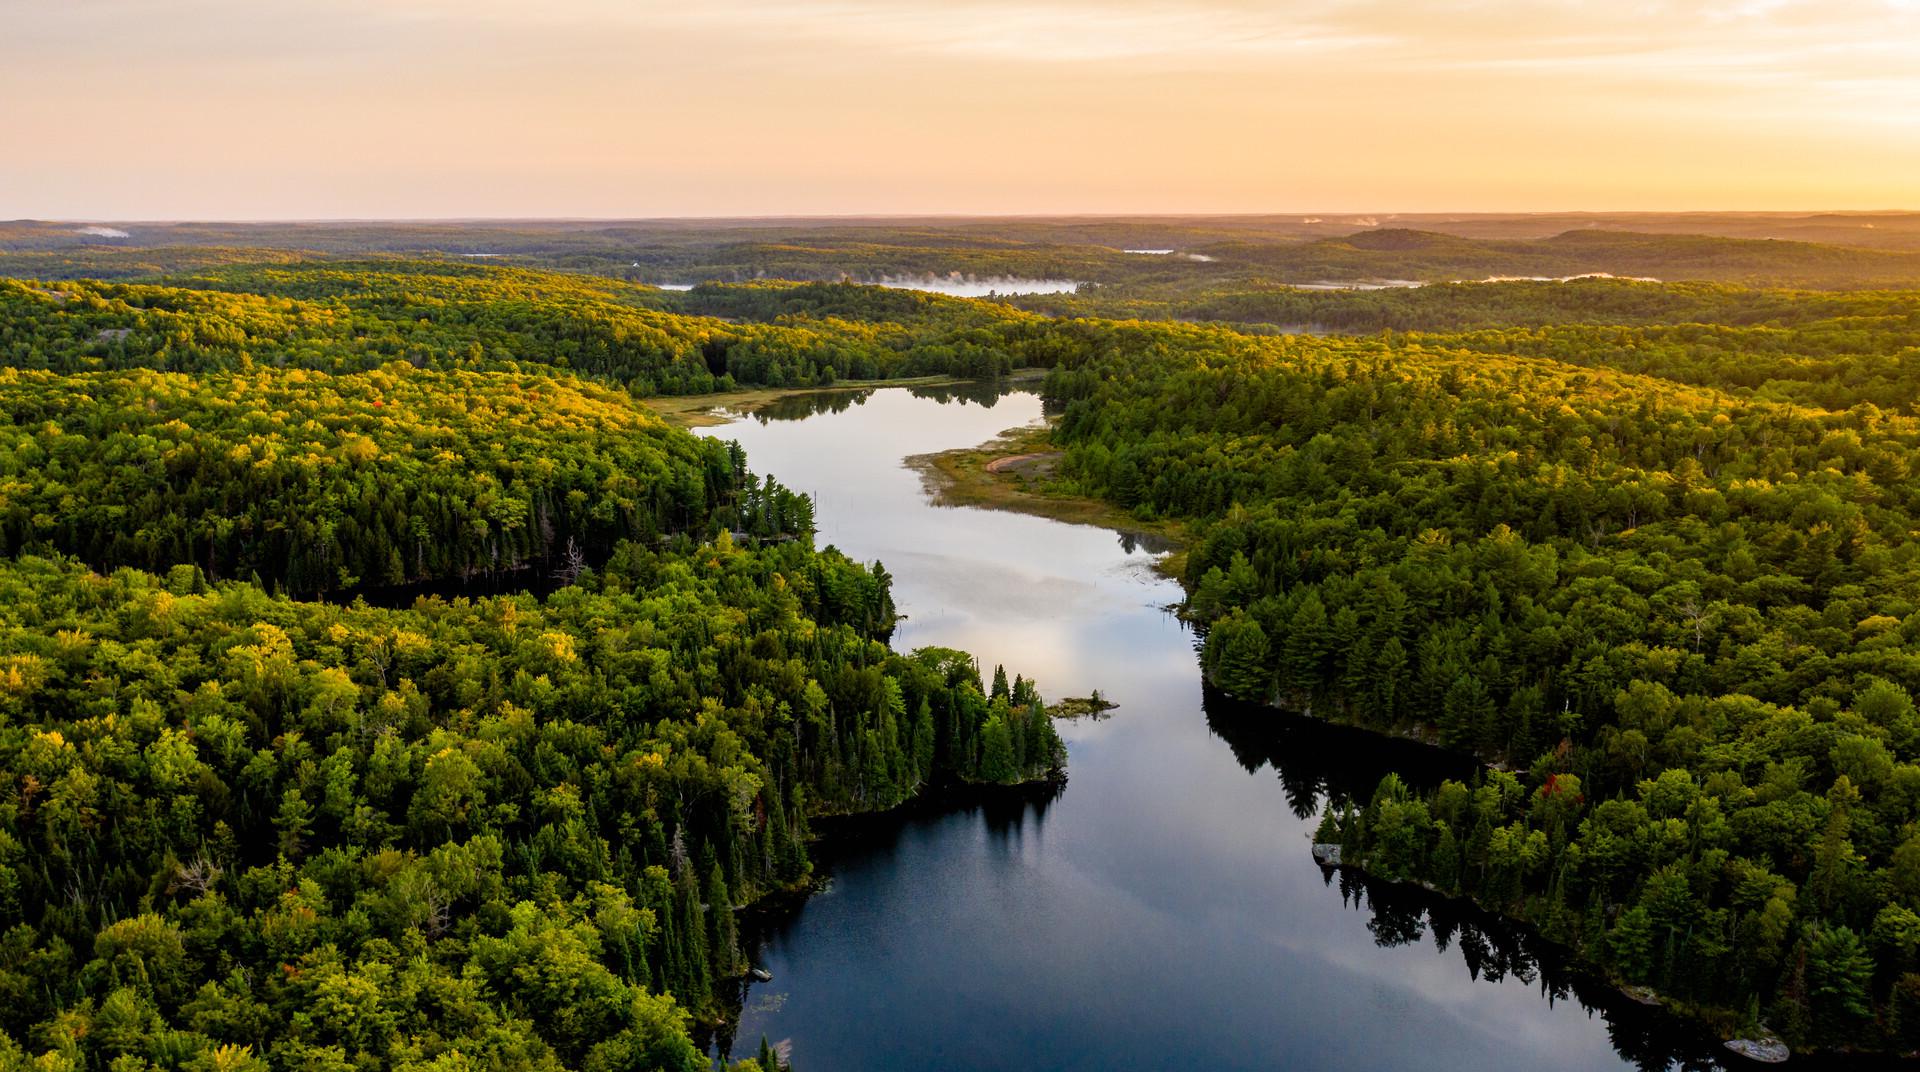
5 0 1918 218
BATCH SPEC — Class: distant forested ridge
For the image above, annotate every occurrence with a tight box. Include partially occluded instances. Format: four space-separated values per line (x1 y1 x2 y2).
9 213 1920 289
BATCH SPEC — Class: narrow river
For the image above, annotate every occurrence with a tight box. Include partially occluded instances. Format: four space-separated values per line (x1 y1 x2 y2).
697 384 1722 1071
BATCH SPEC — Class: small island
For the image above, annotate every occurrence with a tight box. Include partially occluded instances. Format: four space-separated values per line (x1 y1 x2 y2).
1048 691 1120 720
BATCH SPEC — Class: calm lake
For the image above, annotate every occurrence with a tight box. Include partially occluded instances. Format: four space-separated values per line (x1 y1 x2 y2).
650 279 1081 297
869 277 1081 297
696 383 1730 1071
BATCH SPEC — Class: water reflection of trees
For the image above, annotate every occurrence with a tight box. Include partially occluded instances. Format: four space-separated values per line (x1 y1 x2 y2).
746 377 1022 424
1203 685 1736 1072
712 781 1061 1062
1116 530 1182 557
1201 684 1472 820
808 780 1063 870
750 387 879 422
1332 870 1740 1072
907 379 1014 408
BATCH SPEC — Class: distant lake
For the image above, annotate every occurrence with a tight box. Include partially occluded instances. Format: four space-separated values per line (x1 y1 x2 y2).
1290 279 1427 290
1291 273 1662 291
1477 273 1662 284
870 276 1081 297
1127 249 1217 262
648 279 1079 296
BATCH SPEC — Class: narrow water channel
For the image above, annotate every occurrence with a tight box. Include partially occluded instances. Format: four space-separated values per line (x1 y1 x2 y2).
697 384 1726 1071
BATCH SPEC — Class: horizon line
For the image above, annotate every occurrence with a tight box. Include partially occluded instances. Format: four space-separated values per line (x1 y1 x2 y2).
13 208 1920 226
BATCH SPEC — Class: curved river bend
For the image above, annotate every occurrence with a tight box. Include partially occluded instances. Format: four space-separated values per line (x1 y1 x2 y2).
697 384 1726 1072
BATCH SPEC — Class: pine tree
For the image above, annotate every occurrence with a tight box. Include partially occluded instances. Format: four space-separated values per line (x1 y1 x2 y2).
1373 635 1408 723
274 787 314 861
1012 673 1036 707
1440 674 1493 752
1808 925 1874 1043
910 697 935 786
1030 701 1065 775
706 862 742 977
673 863 711 1009
1430 825 1461 893
862 728 894 806
1207 611 1271 701
1280 589 1331 696
978 716 1017 784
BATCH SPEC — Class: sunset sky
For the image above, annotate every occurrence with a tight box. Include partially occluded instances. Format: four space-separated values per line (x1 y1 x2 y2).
7 0 1919 218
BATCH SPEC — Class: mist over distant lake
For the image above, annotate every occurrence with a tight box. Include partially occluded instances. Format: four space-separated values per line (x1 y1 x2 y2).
1290 271 1662 291
871 275 1081 297
646 278 1079 296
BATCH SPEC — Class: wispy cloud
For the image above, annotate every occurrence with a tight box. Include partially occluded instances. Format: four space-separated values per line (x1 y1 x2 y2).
651 1 1391 64
33 0 1918 82
5 0 1918 215
362 0 1920 71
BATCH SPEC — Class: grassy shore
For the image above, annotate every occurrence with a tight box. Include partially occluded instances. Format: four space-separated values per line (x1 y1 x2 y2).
650 376 1188 577
906 421 1188 577
642 376 976 427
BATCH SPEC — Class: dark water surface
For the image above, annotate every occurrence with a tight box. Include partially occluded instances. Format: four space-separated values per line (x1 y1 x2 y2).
698 385 1726 1072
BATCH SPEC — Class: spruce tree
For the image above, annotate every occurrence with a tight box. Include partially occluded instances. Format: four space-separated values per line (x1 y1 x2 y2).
673 863 711 1009
706 862 742 978
1208 611 1271 701
910 697 935 786
1281 590 1331 697
979 716 1017 784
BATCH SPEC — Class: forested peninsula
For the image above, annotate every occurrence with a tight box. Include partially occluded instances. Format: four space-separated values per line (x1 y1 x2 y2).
0 259 1072 1071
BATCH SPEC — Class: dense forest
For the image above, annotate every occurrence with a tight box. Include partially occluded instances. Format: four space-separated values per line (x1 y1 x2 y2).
8 231 1920 1059
0 542 1062 1070
0 364 759 593
0 269 1044 393
1021 310 1920 1051
0 257 1074 1070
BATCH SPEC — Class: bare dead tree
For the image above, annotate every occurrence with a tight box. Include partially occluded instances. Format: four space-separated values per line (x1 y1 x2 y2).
1678 597 1709 651
669 825 689 873
172 854 224 896
422 881 452 938
554 536 588 585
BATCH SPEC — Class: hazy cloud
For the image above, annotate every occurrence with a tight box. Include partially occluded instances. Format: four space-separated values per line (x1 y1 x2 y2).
4 0 1917 215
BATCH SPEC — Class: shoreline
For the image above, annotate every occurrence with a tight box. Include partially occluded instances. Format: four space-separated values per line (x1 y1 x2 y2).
653 371 1188 572
1207 665 1893 1064
643 373 1036 428
698 772 1066 1044
902 419 1188 578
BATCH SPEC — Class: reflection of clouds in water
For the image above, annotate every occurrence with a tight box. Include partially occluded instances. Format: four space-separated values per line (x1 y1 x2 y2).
886 548 1134 619
1229 917 1606 1070
1308 920 1604 1062
900 616 1194 702
710 384 1648 1072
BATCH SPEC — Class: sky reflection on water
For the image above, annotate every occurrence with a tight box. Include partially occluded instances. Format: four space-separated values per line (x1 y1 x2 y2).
697 386 1722 1072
